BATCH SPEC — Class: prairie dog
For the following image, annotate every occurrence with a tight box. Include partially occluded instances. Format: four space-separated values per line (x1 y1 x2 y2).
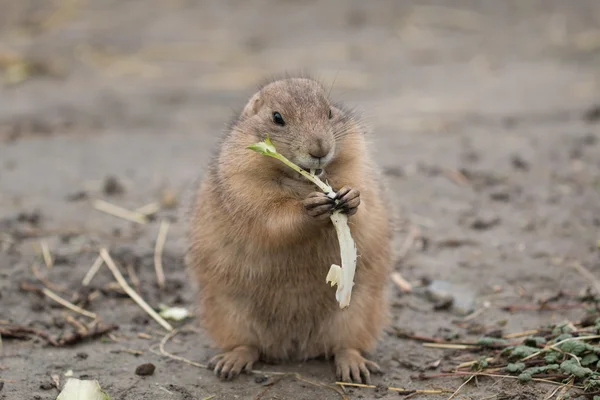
186 77 392 384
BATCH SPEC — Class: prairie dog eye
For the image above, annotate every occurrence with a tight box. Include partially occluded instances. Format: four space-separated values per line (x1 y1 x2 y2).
272 112 285 126
328 109 333 119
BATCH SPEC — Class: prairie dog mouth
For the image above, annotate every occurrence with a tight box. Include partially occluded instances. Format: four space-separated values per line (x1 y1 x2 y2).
300 166 324 177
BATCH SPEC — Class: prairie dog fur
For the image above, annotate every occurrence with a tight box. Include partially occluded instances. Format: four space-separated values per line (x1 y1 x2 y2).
186 77 392 384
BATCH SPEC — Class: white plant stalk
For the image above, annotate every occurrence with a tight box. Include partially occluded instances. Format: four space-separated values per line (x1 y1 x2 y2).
57 378 111 400
248 136 358 308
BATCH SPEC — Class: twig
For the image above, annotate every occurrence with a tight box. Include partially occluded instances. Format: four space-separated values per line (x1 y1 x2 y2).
444 169 470 186
390 271 413 293
64 315 88 335
335 382 452 395
157 327 207 368
456 357 495 370
58 324 118 346
502 303 586 312
0 325 59 346
82 255 104 286
447 374 474 399
414 371 584 388
112 348 144 356
503 329 539 339
42 287 97 319
255 375 286 400
135 202 161 216
462 303 489 322
570 261 600 296
100 249 173 331
31 264 66 293
423 343 475 350
21 282 97 319
126 264 141 293
154 220 170 289
93 199 148 224
40 240 53 269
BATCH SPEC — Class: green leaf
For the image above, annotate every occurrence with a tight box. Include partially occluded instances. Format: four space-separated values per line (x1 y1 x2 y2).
477 337 508 347
553 323 575 336
510 345 539 359
581 353 599 366
518 364 560 382
506 362 526 373
247 135 278 156
544 351 562 363
560 359 594 378
553 333 574 343
559 340 592 355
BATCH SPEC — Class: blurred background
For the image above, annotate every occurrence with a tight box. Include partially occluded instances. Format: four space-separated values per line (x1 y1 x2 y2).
1 1 600 398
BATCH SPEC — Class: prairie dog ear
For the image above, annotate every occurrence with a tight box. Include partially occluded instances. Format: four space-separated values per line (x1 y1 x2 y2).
241 92 263 119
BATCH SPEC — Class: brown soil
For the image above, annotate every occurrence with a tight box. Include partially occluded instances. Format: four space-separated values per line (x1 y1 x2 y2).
1 1 600 399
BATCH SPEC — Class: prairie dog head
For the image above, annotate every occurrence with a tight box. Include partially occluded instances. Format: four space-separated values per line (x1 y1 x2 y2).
239 78 343 176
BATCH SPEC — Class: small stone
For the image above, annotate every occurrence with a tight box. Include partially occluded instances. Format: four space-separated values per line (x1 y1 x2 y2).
40 382 54 390
254 376 268 384
583 105 600 123
424 280 477 316
511 154 530 171
65 191 88 202
490 191 510 202
470 214 501 230
76 352 89 360
135 363 156 376
103 175 125 195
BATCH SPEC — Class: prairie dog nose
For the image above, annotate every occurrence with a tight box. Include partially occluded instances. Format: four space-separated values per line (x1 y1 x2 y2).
308 138 332 159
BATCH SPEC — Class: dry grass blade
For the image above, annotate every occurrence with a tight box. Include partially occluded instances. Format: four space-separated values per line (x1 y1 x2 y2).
156 327 210 369
40 240 53 269
31 263 66 293
82 254 104 286
503 329 539 339
456 357 495 370
423 343 474 350
135 202 161 216
154 219 170 289
447 375 474 400
100 248 173 331
390 271 413 293
42 287 97 319
93 199 148 224
335 382 451 395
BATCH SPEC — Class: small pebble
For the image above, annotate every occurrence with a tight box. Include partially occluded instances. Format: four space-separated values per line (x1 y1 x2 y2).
40 382 54 390
583 105 600 123
65 191 88 202
254 376 268 384
511 154 530 171
103 175 125 195
135 363 156 376
76 352 89 360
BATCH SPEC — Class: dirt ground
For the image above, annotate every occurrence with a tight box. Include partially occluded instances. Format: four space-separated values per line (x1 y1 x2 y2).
1 1 600 399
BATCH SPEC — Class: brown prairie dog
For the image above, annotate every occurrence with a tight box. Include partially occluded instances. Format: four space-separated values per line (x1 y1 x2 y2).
186 77 392 384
